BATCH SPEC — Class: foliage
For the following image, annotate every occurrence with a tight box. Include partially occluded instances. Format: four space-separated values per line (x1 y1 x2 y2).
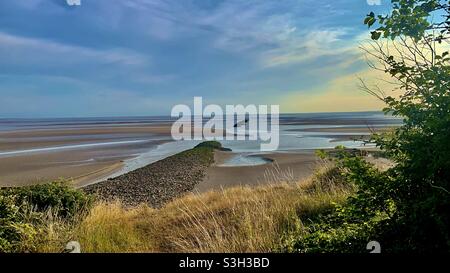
194 141 223 150
61 163 350 253
290 0 450 253
171 141 222 166
195 141 231 151
365 0 449 42
1 181 94 218
0 182 93 252
363 0 450 253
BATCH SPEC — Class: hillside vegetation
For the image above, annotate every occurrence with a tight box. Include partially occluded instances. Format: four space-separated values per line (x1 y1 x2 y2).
1 161 351 253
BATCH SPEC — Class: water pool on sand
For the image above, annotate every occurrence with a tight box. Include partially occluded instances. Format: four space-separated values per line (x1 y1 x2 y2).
218 154 273 167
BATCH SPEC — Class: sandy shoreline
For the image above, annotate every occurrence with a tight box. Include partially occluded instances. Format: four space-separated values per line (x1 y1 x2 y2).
0 117 394 188
0 124 173 187
195 150 318 192
286 126 398 142
80 145 323 207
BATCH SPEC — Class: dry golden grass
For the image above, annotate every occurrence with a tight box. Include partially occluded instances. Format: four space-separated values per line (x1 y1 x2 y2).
43 163 350 253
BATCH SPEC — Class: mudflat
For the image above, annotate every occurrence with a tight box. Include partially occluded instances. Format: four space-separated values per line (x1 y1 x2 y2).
0 124 173 186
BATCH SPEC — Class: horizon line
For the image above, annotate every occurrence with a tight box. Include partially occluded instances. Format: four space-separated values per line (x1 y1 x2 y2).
0 110 385 120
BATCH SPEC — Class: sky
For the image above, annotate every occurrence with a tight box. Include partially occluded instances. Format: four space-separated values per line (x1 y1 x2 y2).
0 0 391 117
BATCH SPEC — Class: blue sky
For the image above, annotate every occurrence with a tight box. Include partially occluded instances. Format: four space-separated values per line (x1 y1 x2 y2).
0 0 389 117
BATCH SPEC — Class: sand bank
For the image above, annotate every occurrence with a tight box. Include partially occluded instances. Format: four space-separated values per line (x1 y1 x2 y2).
195 150 319 192
0 124 172 187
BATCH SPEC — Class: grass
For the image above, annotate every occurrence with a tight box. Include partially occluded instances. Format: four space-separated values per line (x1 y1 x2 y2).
170 141 219 166
0 181 92 253
37 162 351 253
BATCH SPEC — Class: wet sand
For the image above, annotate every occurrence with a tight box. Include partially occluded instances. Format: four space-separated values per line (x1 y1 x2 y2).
0 125 173 187
196 144 390 192
195 150 319 192
300 127 396 133
0 126 171 151
289 126 398 142
0 113 399 188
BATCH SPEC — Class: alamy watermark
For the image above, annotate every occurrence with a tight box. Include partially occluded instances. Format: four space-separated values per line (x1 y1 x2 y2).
367 241 381 253
66 0 81 6
367 0 382 6
171 97 280 151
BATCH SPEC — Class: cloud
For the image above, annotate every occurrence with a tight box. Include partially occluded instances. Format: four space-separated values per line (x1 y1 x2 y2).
278 68 387 113
260 28 358 68
139 0 365 68
188 0 299 54
0 31 174 100
0 0 392 116
0 32 147 66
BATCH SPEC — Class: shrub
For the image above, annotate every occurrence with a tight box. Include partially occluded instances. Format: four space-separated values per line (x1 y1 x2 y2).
1 181 94 218
0 181 93 253
288 0 450 254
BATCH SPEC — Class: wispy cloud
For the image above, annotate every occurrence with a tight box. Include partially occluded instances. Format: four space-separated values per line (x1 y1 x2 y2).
0 31 147 66
0 0 391 116
113 1 363 68
260 28 360 67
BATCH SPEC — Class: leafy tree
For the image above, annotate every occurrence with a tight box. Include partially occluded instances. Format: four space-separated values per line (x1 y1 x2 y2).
359 0 450 252
292 0 450 253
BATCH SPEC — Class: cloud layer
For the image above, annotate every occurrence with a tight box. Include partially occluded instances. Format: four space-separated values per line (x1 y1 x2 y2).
0 0 389 117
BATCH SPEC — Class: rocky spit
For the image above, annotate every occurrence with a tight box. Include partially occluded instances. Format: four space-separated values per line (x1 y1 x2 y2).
83 144 217 207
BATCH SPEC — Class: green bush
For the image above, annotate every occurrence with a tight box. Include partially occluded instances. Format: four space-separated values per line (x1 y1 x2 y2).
287 0 450 254
0 182 93 253
289 146 448 253
1 181 94 218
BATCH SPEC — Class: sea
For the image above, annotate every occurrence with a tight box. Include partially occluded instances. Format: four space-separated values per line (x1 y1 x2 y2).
0 112 402 179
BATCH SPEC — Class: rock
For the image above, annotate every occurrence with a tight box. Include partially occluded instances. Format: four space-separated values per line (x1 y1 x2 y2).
83 145 216 207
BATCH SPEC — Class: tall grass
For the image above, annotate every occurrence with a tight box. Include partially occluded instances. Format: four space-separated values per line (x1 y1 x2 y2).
48 163 351 253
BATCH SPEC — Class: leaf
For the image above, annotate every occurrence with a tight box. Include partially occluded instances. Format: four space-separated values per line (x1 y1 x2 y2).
364 12 376 28
371 31 381 40
368 17 376 27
